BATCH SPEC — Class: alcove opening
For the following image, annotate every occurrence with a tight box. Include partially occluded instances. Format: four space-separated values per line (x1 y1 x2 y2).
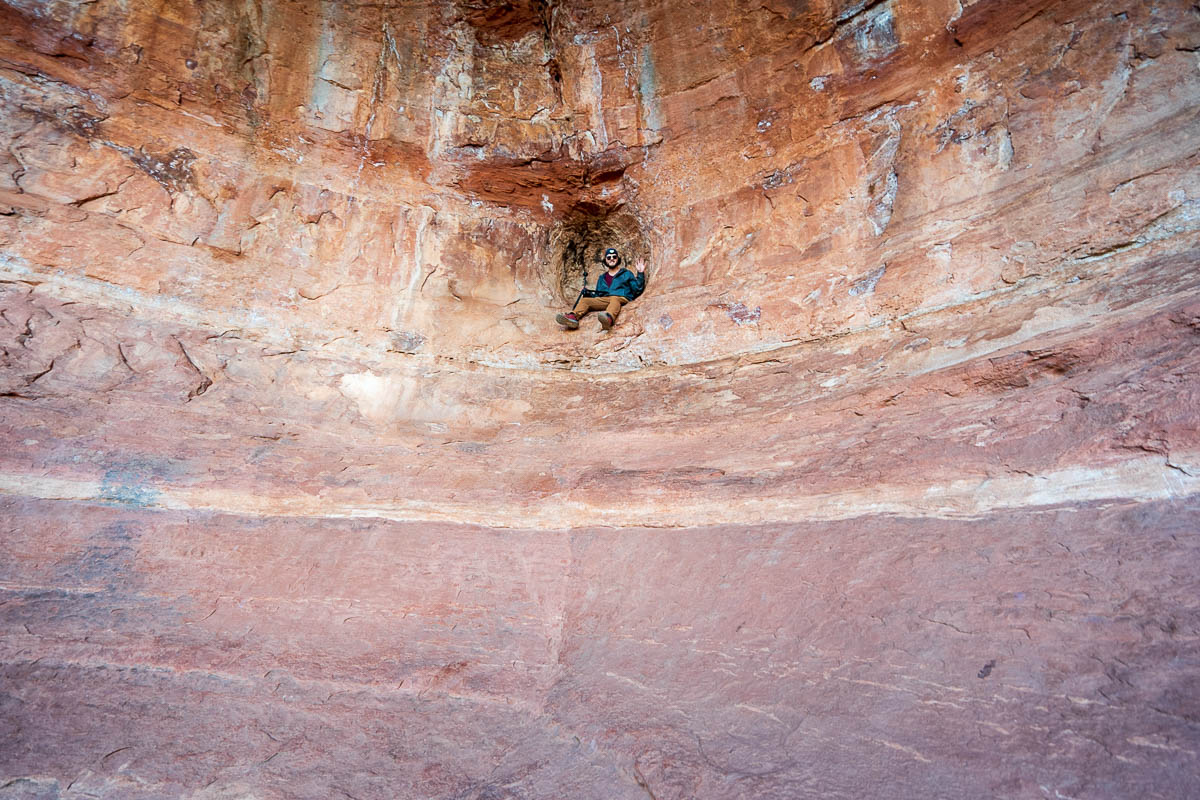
545 205 650 306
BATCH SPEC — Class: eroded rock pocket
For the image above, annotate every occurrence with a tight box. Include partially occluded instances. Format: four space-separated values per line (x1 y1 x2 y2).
546 207 649 306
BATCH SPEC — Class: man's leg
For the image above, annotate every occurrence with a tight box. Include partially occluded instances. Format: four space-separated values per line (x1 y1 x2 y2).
572 296 609 317
605 296 629 319
597 296 629 330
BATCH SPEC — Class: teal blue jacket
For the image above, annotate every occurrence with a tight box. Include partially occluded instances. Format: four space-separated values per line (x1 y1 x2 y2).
594 268 645 301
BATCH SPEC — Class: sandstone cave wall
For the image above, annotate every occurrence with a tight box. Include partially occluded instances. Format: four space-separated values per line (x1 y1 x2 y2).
2 2 1200 799
2 0 1197 372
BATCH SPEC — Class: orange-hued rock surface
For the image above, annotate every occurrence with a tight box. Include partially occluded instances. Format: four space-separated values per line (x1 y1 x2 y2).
2 0 1199 797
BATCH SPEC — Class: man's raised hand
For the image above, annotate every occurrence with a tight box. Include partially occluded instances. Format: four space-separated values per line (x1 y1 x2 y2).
635 258 646 273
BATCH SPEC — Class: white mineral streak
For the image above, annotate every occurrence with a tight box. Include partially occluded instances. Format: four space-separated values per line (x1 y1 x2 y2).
2 454 1195 529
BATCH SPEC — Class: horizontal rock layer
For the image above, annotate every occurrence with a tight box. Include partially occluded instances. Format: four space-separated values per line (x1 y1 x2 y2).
1 0 1199 798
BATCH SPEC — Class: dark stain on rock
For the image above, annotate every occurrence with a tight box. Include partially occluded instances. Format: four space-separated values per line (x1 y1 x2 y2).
389 330 427 353
61 106 107 139
849 265 887 296
74 520 141 586
903 336 930 351
978 659 996 679
461 0 547 45
99 459 175 507
762 168 792 191
712 301 762 325
130 147 197 194
968 348 1084 391
837 0 900 63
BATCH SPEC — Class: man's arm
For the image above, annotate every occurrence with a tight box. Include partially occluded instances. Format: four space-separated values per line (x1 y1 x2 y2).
631 259 646 295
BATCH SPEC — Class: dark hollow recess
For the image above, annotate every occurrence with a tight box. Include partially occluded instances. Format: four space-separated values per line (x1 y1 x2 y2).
545 206 649 305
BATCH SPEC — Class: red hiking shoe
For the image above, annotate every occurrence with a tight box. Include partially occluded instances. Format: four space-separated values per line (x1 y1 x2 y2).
556 311 580 330
598 312 615 331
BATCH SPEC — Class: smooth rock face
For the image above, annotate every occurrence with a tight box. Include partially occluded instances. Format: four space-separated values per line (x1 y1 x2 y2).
1 0 1199 798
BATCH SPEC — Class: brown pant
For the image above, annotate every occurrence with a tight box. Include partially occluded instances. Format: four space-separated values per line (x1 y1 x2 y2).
573 295 629 319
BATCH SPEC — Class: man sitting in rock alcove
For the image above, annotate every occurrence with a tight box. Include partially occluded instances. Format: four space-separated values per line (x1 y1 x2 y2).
556 248 646 331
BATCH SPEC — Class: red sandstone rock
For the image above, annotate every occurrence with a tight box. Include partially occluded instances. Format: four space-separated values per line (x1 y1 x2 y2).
1 0 1199 798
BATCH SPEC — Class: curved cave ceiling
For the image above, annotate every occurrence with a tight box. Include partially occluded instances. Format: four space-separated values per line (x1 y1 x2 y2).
1 0 1199 798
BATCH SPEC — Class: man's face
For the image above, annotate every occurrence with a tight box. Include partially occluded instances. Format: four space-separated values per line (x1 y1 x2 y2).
604 253 619 269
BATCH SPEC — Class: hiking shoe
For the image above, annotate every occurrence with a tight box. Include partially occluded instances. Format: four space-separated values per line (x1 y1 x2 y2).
598 312 615 331
555 311 580 330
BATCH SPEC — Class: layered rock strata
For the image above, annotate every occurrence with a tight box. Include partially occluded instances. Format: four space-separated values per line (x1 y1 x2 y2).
2 0 1199 798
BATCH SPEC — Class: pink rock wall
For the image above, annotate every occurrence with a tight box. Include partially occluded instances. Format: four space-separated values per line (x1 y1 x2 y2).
1 1 1199 798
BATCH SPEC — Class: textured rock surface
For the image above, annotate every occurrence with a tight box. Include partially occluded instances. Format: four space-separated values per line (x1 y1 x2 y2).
1 0 1199 798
